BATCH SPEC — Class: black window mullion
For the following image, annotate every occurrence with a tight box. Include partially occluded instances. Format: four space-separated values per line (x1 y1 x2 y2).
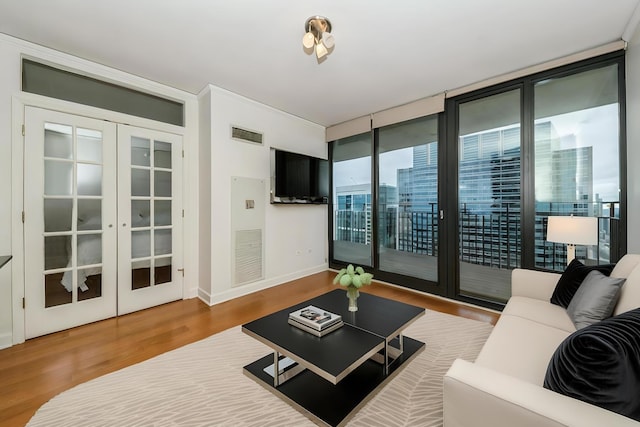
372 127 379 270
521 81 536 269
443 100 460 300
328 141 335 266
617 56 628 261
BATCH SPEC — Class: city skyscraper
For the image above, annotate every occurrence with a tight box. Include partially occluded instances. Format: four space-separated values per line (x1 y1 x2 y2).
333 121 598 271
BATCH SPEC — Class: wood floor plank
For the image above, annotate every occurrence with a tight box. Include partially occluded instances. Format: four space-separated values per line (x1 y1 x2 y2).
0 271 499 427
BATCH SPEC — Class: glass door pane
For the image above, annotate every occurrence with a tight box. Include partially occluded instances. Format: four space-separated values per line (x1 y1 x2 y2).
534 64 620 270
43 123 106 308
24 106 117 339
458 89 521 303
117 125 182 316
378 116 439 281
129 138 174 290
332 133 372 266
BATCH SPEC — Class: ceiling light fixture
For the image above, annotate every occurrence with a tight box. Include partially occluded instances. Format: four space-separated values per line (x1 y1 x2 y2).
302 16 334 61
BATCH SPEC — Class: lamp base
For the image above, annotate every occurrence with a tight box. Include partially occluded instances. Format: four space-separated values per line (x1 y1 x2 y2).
566 244 576 265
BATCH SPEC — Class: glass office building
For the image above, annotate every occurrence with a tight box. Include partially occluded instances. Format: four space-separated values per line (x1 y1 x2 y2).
333 120 615 274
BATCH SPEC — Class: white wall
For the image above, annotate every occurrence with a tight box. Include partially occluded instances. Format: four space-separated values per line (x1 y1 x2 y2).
0 40 16 256
200 85 327 304
197 89 213 301
0 37 18 348
627 32 640 253
0 34 200 347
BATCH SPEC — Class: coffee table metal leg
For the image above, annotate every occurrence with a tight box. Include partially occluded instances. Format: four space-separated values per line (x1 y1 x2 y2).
273 352 280 387
387 334 405 371
384 343 389 375
265 353 306 387
374 333 406 374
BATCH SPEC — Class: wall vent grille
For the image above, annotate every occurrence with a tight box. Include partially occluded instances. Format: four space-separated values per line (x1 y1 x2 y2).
233 229 263 286
231 126 263 145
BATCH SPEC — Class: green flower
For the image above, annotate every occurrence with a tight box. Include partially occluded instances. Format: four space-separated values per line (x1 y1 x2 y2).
333 264 373 289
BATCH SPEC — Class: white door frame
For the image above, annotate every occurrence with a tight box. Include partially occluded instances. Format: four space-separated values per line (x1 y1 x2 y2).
11 93 192 345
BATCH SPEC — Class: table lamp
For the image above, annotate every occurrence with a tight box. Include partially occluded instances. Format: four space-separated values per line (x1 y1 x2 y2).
546 215 598 265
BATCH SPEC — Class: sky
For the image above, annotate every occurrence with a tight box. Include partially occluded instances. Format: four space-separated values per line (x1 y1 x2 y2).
543 104 620 201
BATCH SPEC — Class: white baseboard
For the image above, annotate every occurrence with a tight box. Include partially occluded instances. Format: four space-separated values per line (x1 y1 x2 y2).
203 264 327 306
0 332 13 350
197 287 212 305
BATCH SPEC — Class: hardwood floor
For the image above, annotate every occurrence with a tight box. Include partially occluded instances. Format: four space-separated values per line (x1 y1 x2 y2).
0 271 500 427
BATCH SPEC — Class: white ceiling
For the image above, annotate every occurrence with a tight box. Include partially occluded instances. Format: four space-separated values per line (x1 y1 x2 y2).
1 0 639 127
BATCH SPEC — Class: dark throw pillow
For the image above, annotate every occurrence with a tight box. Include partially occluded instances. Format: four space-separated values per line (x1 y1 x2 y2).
566 270 625 329
544 307 640 421
550 259 615 308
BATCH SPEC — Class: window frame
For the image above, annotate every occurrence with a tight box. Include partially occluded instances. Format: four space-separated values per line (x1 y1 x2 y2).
329 50 626 310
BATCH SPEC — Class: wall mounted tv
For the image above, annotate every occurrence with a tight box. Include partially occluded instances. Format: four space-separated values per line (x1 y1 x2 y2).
270 148 328 204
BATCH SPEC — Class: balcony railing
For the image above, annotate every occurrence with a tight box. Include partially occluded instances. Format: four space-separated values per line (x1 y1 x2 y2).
396 205 438 256
335 200 620 272
459 202 521 269
536 201 620 270
335 210 371 245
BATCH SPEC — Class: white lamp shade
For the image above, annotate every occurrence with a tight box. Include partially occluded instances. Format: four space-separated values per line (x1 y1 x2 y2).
547 216 598 245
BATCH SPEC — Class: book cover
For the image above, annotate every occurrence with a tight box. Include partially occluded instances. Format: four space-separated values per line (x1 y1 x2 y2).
288 305 342 331
288 318 344 337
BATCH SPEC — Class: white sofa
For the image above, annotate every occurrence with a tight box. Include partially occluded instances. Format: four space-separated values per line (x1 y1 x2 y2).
443 254 640 427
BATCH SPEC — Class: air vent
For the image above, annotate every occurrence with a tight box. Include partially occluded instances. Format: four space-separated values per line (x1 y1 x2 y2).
231 126 263 145
234 229 263 286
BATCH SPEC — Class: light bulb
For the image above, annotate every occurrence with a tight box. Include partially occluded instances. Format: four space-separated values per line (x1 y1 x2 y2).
321 32 335 49
302 32 315 49
315 42 328 59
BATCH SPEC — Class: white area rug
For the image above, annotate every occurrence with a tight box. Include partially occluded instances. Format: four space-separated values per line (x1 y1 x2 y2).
28 310 493 427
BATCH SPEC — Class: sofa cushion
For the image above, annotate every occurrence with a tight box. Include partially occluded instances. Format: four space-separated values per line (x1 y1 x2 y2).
610 254 640 279
614 262 640 316
566 270 625 329
502 296 575 332
475 314 571 385
550 259 615 308
543 307 640 421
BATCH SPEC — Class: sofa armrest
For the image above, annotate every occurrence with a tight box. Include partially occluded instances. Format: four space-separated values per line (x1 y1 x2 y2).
444 359 638 427
511 268 560 301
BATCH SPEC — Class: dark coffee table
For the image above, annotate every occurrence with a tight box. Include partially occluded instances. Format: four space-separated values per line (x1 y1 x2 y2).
242 289 425 426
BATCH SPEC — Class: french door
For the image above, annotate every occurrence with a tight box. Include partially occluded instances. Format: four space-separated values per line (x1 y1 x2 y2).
24 106 182 338
117 125 182 315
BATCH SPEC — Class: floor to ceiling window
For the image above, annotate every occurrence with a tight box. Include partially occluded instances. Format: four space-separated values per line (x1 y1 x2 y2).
533 63 622 270
457 89 521 302
378 116 439 282
331 132 372 267
329 51 625 310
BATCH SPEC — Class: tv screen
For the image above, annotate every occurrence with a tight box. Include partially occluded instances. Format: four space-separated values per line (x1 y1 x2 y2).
272 149 328 204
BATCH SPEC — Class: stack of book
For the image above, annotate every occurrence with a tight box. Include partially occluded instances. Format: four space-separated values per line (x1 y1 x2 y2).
288 305 343 337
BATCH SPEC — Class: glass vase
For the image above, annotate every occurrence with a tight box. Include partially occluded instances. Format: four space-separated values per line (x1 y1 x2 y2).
347 287 359 312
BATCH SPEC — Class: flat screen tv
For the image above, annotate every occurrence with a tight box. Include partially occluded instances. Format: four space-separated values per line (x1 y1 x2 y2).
271 148 328 204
